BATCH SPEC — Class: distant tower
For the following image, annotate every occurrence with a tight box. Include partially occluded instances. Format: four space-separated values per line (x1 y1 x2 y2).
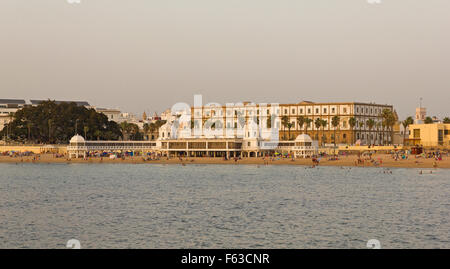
415 98 426 124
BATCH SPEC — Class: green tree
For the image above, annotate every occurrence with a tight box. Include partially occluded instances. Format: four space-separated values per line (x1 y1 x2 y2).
281 115 289 140
348 117 356 145
424 117 433 124
94 130 102 140
0 100 121 143
286 122 294 140
83 125 89 140
402 116 414 145
381 109 396 145
443 117 450 124
314 118 322 142
331 116 340 147
320 119 327 146
304 118 313 136
143 123 150 140
297 116 305 135
366 118 375 144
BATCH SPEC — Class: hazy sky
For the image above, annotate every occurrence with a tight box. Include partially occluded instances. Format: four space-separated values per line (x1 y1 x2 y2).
1 0 449 119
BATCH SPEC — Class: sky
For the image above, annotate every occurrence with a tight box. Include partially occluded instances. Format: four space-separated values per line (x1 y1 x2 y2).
0 0 449 119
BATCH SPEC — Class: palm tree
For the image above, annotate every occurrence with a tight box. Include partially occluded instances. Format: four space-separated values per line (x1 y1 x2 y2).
381 121 387 144
149 122 157 140
358 121 364 144
348 117 356 145
443 117 450 124
120 121 130 140
366 118 375 145
304 118 313 136
401 116 414 145
381 109 396 144
320 119 328 146
94 130 102 140
143 123 150 140
297 116 305 135
424 117 433 124
286 122 294 140
83 125 89 140
331 116 340 147
281 115 289 140
376 122 382 145
314 118 322 143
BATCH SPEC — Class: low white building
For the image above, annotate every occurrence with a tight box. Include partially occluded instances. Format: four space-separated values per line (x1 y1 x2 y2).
67 135 87 158
292 134 318 158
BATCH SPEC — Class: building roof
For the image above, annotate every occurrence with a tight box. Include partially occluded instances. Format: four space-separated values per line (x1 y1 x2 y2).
295 134 313 142
70 135 85 143
30 100 90 106
0 99 26 104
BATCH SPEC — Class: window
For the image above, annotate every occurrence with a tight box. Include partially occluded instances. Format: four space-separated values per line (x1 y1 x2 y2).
284 109 288 114
300 108 303 114
413 129 420 138
332 108 335 113
308 108 311 114
315 108 319 114
323 108 327 114
343 108 347 113
292 109 295 114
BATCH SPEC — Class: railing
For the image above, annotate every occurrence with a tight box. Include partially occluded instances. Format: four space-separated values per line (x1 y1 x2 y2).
67 146 158 151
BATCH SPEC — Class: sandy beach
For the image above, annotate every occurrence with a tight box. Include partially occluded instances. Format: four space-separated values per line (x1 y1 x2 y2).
0 154 448 169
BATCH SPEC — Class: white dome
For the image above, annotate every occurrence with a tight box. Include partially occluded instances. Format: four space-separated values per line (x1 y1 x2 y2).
295 134 313 142
70 135 85 143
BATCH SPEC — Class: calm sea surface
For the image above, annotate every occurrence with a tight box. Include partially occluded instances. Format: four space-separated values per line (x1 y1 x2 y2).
0 163 449 249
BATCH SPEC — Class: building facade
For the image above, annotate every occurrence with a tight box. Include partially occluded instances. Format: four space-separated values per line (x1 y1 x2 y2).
160 101 394 146
407 123 450 147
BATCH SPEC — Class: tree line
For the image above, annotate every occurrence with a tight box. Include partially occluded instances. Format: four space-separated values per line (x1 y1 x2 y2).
1 101 122 144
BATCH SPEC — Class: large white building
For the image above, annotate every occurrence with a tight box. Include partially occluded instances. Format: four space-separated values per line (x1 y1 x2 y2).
159 101 395 146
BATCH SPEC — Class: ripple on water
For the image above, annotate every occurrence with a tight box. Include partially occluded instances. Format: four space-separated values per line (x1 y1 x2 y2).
0 163 449 248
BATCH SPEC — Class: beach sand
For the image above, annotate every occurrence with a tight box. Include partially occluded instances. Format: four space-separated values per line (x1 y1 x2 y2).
0 154 448 169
